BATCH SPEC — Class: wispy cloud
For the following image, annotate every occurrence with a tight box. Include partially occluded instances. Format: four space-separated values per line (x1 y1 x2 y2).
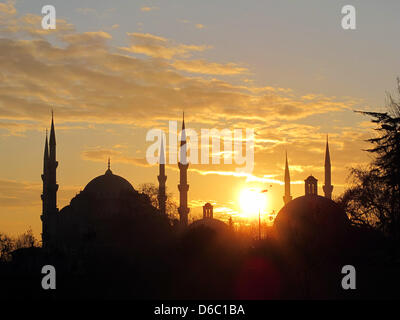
178 19 205 30
172 59 248 75
0 6 369 192
120 32 211 59
0 0 16 15
81 147 150 167
141 6 159 12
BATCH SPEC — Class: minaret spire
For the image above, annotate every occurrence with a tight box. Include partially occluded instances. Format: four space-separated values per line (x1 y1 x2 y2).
283 151 292 205
181 112 186 146
158 136 167 216
47 111 58 212
43 129 49 172
41 130 49 216
178 112 189 226
41 112 59 249
49 110 56 162
323 135 333 199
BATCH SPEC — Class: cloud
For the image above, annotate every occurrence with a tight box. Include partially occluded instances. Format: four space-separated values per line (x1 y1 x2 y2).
0 0 16 16
0 177 82 236
120 32 211 59
141 6 159 12
0 121 39 136
0 3 359 131
0 31 356 129
61 31 112 46
0 0 73 37
0 32 358 131
0 179 40 208
172 59 248 75
0 7 74 38
81 147 150 167
0 9 364 178
178 20 205 30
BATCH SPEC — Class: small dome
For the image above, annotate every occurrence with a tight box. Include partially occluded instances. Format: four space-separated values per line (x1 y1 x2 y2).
83 169 134 195
189 218 229 233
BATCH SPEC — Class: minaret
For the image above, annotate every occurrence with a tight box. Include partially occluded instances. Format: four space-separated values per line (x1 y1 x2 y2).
178 112 189 226
48 111 59 213
283 151 292 205
157 137 167 216
41 112 59 248
323 135 333 199
41 130 49 226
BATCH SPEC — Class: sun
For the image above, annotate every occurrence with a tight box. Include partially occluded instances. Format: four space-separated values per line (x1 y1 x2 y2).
239 188 268 219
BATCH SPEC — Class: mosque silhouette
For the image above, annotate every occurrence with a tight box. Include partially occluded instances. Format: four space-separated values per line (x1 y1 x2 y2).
3 113 393 301
40 112 346 255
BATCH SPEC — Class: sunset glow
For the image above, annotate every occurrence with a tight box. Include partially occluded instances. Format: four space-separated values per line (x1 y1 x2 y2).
239 189 268 219
0 0 397 240
2 0 400 301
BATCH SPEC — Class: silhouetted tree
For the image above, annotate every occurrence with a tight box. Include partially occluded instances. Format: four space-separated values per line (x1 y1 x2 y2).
15 228 38 249
339 79 400 240
0 233 14 262
358 81 400 189
0 228 39 263
338 167 392 231
138 183 178 220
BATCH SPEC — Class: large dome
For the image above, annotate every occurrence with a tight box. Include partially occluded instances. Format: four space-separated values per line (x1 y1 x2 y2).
273 195 349 247
83 168 134 195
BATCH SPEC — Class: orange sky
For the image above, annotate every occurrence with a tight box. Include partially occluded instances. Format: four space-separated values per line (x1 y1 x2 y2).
1 0 398 238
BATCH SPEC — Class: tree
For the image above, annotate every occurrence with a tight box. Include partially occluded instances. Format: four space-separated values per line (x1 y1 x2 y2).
14 227 38 249
337 167 393 232
0 233 14 262
357 80 400 193
340 79 400 240
0 228 39 262
137 183 178 221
